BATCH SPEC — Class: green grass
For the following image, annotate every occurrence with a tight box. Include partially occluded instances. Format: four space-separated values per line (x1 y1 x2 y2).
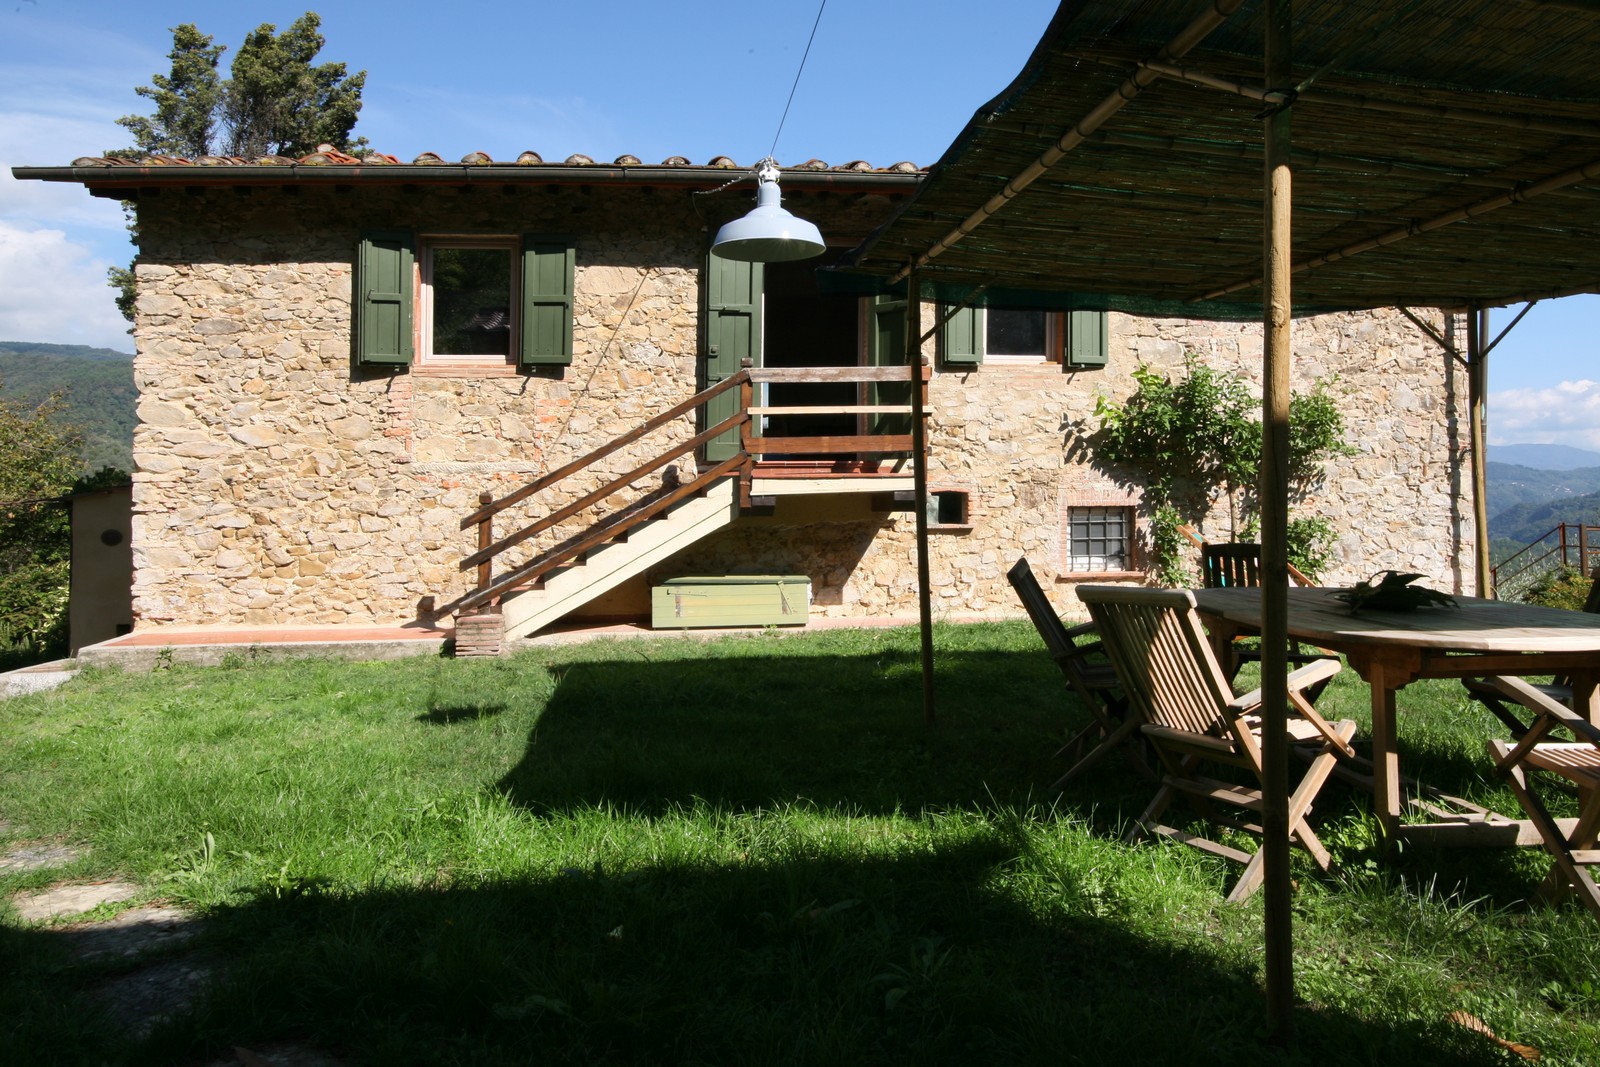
1 622 1596 1065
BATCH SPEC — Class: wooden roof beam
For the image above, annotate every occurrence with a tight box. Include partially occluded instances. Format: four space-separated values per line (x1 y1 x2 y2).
1139 58 1600 138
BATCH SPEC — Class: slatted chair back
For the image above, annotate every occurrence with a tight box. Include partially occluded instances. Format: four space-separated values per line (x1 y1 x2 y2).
1200 542 1262 589
1007 557 1090 687
1077 585 1236 742
1077 582 1353 904
1584 564 1600 615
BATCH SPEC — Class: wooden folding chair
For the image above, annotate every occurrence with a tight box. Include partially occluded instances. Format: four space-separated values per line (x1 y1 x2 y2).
1485 675 1600 921
1006 558 1148 788
1199 541 1263 589
1077 584 1356 903
1199 540 1336 693
1464 565 1600 735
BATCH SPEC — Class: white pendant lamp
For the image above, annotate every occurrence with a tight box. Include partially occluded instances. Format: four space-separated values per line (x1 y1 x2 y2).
711 159 826 262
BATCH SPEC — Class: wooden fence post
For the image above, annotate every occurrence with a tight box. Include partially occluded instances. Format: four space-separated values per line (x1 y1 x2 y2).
476 491 494 599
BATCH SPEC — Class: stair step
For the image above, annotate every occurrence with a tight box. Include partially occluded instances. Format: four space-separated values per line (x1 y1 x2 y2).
496 479 739 640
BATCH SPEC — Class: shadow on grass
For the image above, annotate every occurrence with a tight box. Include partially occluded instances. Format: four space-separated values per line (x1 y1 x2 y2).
417 702 509 724
493 648 1082 818
2 836 1507 1067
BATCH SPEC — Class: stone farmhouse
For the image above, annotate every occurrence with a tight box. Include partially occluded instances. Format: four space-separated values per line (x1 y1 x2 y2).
15 150 1473 649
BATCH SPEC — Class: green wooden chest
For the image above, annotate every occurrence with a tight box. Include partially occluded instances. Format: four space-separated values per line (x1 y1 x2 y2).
651 575 811 629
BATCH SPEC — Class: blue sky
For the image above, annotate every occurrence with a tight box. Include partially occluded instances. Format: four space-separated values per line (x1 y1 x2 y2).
2 0 1596 448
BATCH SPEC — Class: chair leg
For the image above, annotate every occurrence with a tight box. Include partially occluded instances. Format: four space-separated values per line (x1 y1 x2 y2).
1497 753 1600 921
1226 726 1354 904
1227 848 1268 904
1049 716 1145 791
1052 720 1106 763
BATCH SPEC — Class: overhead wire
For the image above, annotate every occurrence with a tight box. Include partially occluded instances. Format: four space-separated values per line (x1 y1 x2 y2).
769 0 829 162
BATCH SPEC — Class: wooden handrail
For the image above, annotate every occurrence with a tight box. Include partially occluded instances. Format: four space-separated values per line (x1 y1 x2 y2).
461 370 750 529
749 365 932 384
457 455 746 612
748 433 916 455
457 360 929 614
461 411 746 571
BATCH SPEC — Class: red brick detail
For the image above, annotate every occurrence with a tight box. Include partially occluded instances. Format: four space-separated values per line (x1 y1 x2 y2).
452 612 503 657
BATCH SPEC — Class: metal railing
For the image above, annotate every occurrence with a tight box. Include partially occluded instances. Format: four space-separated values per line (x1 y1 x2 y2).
1492 522 1600 601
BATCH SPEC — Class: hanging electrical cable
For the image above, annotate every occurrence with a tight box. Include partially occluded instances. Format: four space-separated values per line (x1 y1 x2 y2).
709 0 830 262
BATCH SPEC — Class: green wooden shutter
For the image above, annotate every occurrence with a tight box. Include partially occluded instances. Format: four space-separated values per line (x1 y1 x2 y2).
940 304 982 367
702 255 763 462
867 293 910 436
355 231 414 367
520 237 576 366
1064 309 1108 368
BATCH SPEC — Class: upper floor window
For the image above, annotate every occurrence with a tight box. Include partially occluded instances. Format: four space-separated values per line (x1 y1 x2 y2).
985 308 1059 364
354 231 574 371
938 304 1107 371
420 236 519 366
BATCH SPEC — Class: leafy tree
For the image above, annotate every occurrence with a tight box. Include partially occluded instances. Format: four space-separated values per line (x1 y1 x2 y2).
111 23 225 158
107 13 367 320
0 384 84 659
1092 356 1356 583
222 14 367 158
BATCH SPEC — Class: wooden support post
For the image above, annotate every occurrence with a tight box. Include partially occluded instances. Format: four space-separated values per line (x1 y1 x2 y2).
476 491 494 597
907 272 936 727
739 363 755 508
1468 308 1493 597
1262 0 1296 1047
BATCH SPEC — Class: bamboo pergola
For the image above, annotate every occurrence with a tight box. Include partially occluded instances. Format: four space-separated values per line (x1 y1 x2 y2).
844 0 1600 1046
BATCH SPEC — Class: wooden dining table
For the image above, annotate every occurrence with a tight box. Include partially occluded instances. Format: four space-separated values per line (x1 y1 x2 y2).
1192 586 1600 844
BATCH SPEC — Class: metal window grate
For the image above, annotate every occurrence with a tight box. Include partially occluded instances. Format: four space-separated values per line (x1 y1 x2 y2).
1068 506 1130 572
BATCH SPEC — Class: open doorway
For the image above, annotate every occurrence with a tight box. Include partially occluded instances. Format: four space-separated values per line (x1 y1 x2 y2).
761 250 859 441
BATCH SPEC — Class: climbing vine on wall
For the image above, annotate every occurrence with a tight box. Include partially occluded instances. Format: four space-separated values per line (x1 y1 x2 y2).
1092 355 1355 584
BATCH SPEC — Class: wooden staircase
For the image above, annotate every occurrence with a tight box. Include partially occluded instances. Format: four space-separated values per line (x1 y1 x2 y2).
449 363 928 653
496 478 740 639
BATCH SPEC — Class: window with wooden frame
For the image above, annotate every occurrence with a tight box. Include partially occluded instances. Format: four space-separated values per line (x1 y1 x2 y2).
939 305 1108 370
419 236 519 366
355 231 574 370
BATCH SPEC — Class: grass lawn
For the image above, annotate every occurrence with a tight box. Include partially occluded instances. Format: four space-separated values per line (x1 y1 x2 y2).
2 621 1597 1065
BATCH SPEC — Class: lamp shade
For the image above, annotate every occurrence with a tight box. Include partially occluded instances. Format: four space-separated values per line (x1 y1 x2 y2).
711 164 826 262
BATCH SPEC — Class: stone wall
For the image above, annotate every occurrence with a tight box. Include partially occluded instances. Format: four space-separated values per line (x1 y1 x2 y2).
667 307 1470 621
128 183 1470 630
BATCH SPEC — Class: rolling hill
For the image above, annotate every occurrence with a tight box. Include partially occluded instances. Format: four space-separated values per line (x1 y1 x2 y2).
0 341 136 474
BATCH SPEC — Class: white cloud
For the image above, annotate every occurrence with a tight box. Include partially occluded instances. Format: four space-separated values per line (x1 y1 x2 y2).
1489 380 1600 449
0 220 132 350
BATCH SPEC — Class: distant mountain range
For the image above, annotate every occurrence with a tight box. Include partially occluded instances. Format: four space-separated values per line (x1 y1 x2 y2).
1492 443 1600 471
0 341 135 474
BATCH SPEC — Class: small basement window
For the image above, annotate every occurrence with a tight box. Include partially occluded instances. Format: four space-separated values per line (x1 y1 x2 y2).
1066 505 1133 572
926 489 971 529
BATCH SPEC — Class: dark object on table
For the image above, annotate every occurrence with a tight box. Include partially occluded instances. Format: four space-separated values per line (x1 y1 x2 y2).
1335 570 1458 613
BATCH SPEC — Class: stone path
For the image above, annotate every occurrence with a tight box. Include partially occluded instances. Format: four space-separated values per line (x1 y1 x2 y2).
3 829 341 1065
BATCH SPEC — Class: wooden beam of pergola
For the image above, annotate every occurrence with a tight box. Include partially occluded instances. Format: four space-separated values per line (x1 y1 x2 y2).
888 0 1251 286
1199 154 1600 300
1132 57 1600 138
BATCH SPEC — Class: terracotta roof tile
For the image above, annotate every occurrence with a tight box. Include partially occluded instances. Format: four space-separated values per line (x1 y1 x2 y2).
54 149 926 176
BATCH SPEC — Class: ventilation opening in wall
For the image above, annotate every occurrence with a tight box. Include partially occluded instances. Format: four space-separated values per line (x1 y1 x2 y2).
926 489 971 529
